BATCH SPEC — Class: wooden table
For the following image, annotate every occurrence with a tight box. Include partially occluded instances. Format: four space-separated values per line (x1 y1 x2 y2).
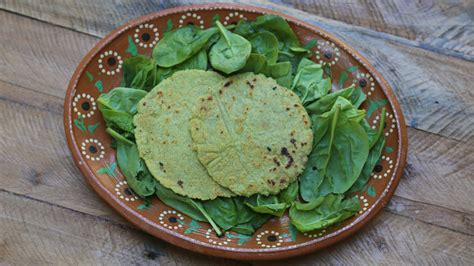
1 0 473 264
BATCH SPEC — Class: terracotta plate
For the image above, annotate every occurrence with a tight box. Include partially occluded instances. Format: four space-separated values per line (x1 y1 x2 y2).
64 3 407 260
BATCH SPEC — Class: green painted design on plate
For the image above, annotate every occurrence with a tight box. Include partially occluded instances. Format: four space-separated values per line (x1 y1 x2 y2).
347 65 358 73
226 233 252 245
73 115 86 131
87 122 100 133
338 70 349 90
385 146 393 153
86 71 94 82
367 99 388 118
95 80 104 93
96 162 117 178
367 185 376 197
126 35 138 56
184 220 201 234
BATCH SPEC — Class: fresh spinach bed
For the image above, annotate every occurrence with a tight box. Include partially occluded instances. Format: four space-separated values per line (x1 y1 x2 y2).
97 14 385 236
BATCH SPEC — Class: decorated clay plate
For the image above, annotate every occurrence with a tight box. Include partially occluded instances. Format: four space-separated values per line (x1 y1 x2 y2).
64 4 407 260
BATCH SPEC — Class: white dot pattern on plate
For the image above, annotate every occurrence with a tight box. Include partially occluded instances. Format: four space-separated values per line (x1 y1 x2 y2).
80 138 105 161
179 12 204 28
159 210 184 230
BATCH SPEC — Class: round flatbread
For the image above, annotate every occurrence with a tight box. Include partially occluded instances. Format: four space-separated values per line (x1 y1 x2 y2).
134 70 233 200
190 73 313 196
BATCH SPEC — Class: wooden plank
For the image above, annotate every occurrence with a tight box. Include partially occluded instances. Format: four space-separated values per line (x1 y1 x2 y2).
0 9 472 142
278 0 474 59
0 191 246 265
256 209 474 265
0 81 125 224
2 0 473 60
2 191 472 265
387 195 473 236
1 80 472 232
0 10 97 98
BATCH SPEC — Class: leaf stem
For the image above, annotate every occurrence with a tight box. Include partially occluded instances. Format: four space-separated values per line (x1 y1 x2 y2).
106 127 135 145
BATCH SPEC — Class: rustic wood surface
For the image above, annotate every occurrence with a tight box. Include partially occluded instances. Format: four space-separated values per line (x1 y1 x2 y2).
0 0 473 264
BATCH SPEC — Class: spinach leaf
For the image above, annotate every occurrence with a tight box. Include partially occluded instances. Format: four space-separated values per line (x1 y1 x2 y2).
349 135 385 193
107 128 155 198
230 213 271 235
326 108 370 193
97 87 147 133
300 106 339 201
278 181 299 205
263 61 292 88
202 197 237 230
153 26 218 67
239 55 292 88
237 15 300 51
174 49 208 71
305 85 355 115
122 55 160 92
155 182 223 235
239 53 267 73
209 21 251 74
245 195 287 217
291 58 331 105
289 194 360 232
349 87 367 108
249 31 279 64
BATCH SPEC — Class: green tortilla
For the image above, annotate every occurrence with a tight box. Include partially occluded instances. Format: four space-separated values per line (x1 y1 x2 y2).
134 70 234 200
190 73 313 196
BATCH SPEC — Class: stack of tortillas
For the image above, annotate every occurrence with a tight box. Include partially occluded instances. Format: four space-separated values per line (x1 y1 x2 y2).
134 70 313 200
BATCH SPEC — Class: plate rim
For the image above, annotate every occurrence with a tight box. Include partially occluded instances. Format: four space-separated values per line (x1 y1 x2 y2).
63 3 408 260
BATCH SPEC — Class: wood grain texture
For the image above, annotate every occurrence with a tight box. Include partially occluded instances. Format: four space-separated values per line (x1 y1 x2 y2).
0 191 247 265
2 0 473 60
0 8 473 142
279 0 474 59
0 1 473 264
1 191 472 265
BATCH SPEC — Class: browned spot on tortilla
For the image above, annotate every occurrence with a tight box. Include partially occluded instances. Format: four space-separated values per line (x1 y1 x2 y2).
142 102 147 106
224 80 233 87
207 96 213 101
266 146 272 152
280 178 287 184
167 105 171 109
177 180 184 188
281 147 294 169
290 131 295 136
272 86 277 91
157 91 163 97
219 89 223 95
294 104 298 107
232 96 236 101
267 179 276 186
246 80 254 89
273 158 281 167
286 107 290 111
290 139 297 148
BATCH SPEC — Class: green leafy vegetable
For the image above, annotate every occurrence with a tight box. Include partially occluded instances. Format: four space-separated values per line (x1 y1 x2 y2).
249 31 279 64
122 55 160 91
153 26 218 67
291 58 331 105
97 87 147 133
236 15 300 51
305 85 355 115
289 194 360 232
209 21 251 74
245 194 287 217
108 128 155 198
